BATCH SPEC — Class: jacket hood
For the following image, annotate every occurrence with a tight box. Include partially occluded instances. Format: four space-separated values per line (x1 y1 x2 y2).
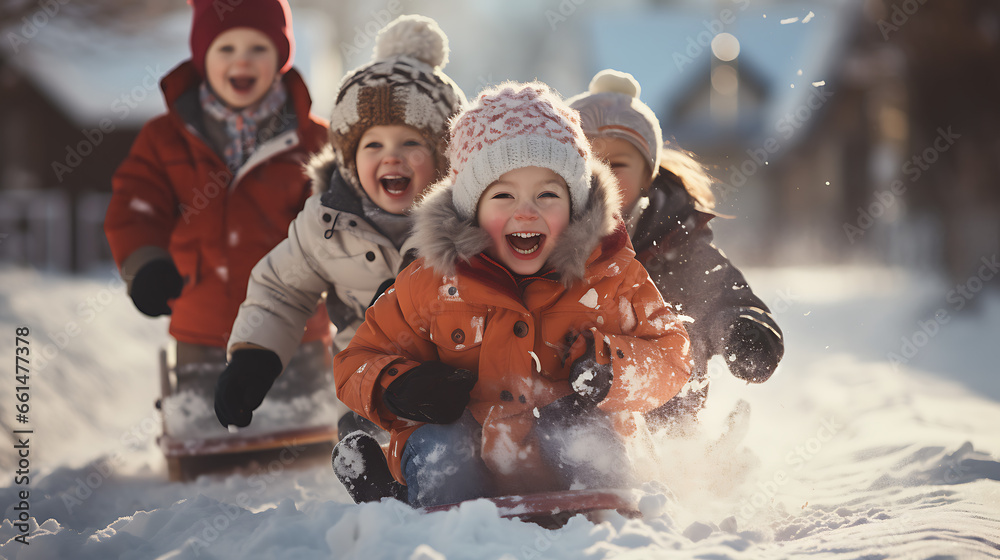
305 144 338 196
411 160 623 285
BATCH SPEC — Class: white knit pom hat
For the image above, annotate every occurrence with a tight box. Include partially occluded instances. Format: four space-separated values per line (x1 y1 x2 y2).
328 15 466 192
567 69 663 179
449 81 592 220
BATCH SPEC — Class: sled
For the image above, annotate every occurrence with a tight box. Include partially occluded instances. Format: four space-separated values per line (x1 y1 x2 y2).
422 489 643 528
155 348 339 481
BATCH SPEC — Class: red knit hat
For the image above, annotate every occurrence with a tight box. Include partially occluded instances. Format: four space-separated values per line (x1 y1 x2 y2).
188 0 294 77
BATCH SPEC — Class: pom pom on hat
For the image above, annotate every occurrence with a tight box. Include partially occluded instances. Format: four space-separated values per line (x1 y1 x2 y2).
568 69 662 179
374 15 449 69
589 69 640 98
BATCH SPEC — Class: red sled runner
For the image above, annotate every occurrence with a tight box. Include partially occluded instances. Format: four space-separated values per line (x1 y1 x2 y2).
422 489 643 528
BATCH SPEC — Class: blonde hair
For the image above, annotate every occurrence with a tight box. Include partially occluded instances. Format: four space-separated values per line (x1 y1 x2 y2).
658 146 716 210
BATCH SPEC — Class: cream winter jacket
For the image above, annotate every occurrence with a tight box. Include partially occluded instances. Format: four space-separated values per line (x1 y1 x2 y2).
228 148 417 366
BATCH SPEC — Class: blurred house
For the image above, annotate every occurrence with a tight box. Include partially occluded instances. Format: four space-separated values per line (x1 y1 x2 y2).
580 0 1000 286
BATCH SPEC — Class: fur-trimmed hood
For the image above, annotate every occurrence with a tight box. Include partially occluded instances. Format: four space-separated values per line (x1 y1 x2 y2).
305 144 340 196
410 160 623 285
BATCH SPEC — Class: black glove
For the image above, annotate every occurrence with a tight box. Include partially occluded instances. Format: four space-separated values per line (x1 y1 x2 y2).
567 330 613 407
382 361 477 424
130 259 183 317
214 349 283 428
724 316 784 383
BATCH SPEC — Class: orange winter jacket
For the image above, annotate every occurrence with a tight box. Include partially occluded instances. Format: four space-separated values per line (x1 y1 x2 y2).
105 61 329 348
335 164 691 490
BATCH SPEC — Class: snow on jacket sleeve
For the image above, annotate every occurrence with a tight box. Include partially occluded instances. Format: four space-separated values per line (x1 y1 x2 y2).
104 119 179 287
228 194 331 367
590 257 692 417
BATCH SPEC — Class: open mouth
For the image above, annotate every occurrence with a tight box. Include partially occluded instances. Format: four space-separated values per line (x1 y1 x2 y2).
506 232 545 255
379 175 411 196
229 77 257 93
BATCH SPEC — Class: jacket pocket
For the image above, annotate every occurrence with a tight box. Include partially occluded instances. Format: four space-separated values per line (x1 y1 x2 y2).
429 311 486 354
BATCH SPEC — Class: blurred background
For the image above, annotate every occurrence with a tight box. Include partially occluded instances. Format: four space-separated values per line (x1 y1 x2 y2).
0 0 998 292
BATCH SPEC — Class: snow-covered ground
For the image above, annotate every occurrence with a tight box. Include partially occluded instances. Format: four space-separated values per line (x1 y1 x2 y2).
1 263 999 559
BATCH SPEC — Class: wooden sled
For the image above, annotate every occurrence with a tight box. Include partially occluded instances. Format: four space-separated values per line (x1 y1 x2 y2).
156 348 338 481
422 489 642 528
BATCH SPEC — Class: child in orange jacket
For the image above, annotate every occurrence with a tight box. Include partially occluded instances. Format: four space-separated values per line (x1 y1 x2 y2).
332 82 691 506
104 0 329 425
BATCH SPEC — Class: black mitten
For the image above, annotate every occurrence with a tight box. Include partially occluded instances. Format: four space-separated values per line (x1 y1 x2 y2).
567 330 613 407
382 361 477 424
130 259 183 317
214 349 283 428
725 315 784 383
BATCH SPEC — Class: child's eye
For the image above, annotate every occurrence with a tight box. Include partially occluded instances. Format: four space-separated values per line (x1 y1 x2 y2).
363 142 383 149
404 140 423 147
217 45 235 53
609 162 625 169
491 193 514 199
539 191 561 198
251 45 270 53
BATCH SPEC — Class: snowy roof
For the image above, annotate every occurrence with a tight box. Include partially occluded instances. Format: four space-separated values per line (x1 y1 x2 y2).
1 9 339 128
583 1 854 150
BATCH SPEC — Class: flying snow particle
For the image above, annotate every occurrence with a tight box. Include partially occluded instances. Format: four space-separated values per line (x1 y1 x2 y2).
129 198 155 215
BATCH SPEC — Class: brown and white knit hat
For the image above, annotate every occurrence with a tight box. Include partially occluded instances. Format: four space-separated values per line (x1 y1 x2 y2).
567 69 663 180
328 15 466 193
449 81 592 220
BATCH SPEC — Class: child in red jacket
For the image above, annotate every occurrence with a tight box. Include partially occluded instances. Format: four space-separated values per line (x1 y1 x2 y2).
332 82 691 506
104 0 329 424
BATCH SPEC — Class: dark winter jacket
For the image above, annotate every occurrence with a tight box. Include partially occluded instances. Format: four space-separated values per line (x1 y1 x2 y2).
631 166 784 422
105 61 330 348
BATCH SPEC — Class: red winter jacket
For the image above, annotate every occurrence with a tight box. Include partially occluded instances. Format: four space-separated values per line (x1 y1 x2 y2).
105 61 329 348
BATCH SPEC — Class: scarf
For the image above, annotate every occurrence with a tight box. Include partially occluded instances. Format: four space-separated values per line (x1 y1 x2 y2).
199 79 288 171
361 196 413 250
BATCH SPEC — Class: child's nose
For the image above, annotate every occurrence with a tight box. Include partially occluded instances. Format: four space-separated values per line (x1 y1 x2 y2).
513 201 540 220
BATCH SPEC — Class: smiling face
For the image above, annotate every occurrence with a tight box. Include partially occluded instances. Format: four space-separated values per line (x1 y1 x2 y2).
476 166 571 276
204 28 279 110
590 136 653 212
355 125 437 215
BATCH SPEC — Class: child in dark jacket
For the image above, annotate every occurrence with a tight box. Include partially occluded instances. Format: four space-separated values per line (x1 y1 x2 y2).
104 0 330 430
332 82 691 507
568 69 784 427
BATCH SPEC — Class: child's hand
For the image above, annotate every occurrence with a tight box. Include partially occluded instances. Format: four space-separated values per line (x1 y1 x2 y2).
214 349 283 428
130 259 183 317
724 314 783 383
382 361 477 424
567 330 613 407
